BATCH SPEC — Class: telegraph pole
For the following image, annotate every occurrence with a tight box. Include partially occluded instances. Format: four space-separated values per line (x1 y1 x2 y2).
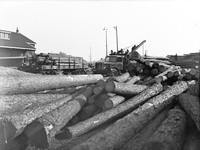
103 27 108 56
113 26 119 52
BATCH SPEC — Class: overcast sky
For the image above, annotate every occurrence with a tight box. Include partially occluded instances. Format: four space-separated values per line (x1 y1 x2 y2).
0 0 199 61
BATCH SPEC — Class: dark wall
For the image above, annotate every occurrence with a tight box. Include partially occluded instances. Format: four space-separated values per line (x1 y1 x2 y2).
0 48 35 67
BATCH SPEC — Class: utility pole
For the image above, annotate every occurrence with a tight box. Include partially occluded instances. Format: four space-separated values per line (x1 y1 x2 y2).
90 46 92 63
103 27 108 56
113 26 119 52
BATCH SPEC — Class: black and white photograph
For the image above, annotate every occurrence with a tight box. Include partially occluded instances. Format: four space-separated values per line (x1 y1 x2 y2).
0 0 199 150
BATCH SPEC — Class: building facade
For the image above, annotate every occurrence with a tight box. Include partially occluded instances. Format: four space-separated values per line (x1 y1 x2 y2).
0 28 36 68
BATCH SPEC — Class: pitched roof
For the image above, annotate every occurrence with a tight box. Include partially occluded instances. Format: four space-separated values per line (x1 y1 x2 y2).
0 29 36 51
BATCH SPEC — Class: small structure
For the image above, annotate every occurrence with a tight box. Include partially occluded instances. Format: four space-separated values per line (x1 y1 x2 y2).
0 28 36 68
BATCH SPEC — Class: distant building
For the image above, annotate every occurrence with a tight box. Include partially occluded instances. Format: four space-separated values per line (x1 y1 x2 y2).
0 28 36 68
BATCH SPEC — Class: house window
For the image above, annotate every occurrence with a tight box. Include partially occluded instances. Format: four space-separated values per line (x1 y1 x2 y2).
0 32 10 40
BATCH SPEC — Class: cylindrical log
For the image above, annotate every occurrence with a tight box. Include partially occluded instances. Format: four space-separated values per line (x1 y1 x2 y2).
124 75 141 84
62 83 163 139
71 81 192 150
94 93 114 108
0 66 37 76
151 68 159 75
0 74 103 95
77 104 98 121
0 89 83 143
120 105 171 150
129 51 145 63
0 94 69 116
93 79 105 95
156 76 167 83
104 95 126 109
105 80 148 95
37 86 94 137
142 108 188 150
187 81 199 97
178 93 200 130
1 132 29 150
109 72 130 83
70 115 81 125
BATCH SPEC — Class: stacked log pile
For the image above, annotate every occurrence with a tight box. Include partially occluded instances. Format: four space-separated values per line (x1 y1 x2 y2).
0 52 199 150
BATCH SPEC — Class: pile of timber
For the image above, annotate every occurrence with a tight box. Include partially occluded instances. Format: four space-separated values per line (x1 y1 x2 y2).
167 52 199 69
0 63 199 150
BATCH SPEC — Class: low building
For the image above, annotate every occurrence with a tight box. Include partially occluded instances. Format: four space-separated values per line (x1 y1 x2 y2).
0 28 36 68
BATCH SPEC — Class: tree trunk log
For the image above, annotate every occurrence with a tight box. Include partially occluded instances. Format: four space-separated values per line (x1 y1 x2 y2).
0 66 37 76
105 80 148 96
0 74 103 95
0 90 83 143
104 95 126 109
62 83 163 139
71 81 193 150
120 104 171 150
178 93 200 130
109 72 130 83
142 108 187 150
33 86 94 144
187 81 199 97
0 94 69 116
77 104 98 121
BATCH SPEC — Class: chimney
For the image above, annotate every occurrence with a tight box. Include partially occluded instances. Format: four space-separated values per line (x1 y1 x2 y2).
16 27 19 33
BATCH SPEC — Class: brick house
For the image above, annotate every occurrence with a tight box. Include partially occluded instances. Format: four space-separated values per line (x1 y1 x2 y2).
0 28 36 68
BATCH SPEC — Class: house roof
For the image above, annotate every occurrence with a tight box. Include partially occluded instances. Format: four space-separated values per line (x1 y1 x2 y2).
0 29 36 51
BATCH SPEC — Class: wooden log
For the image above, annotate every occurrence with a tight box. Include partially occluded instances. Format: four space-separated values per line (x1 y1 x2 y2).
152 62 159 68
61 83 163 139
182 116 200 150
77 104 98 121
109 72 130 83
143 76 153 82
0 66 37 76
142 108 188 150
155 75 167 83
70 115 81 125
104 95 126 109
158 64 167 73
34 86 94 141
93 79 105 95
94 93 114 108
0 94 69 116
0 89 83 143
187 81 199 97
71 81 192 150
143 65 178 85
0 74 103 95
120 104 171 150
105 80 148 96
92 108 102 117
151 68 159 75
178 93 200 130
124 75 141 84
129 51 145 63
1 132 29 150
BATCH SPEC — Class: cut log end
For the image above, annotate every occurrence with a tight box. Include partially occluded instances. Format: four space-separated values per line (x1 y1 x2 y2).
105 80 115 93
55 128 72 140
104 99 113 109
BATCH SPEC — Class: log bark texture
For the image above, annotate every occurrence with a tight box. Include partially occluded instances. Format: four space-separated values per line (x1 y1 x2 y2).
0 66 37 76
0 90 83 143
109 72 130 83
105 80 148 95
0 94 69 116
62 83 163 139
104 95 126 109
36 86 94 141
0 74 103 95
178 93 200 130
120 105 171 150
71 81 193 150
142 108 187 150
